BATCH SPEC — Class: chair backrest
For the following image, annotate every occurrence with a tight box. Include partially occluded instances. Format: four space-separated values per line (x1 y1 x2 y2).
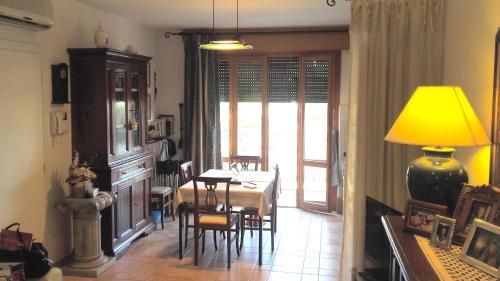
155 160 180 188
271 165 280 206
229 155 260 171
180 161 193 185
192 176 232 222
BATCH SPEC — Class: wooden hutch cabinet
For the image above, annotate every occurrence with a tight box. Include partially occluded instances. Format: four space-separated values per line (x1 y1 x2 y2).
68 48 155 257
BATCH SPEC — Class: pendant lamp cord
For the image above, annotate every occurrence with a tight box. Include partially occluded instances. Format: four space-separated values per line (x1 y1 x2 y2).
212 0 215 38
237 0 239 35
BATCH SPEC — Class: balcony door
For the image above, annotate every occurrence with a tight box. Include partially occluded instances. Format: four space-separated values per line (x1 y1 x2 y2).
298 56 336 212
218 53 339 212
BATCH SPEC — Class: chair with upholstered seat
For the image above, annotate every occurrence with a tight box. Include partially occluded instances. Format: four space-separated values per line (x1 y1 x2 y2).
192 176 240 268
239 165 279 265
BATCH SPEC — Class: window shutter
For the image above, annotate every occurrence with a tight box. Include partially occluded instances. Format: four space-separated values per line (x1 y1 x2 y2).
305 60 329 103
268 57 299 103
237 60 263 102
218 60 230 102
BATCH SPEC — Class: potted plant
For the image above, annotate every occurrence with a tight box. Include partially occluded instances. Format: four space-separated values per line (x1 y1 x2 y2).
66 151 97 198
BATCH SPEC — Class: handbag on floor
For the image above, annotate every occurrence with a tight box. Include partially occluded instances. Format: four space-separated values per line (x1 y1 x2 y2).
0 223 33 251
0 224 51 278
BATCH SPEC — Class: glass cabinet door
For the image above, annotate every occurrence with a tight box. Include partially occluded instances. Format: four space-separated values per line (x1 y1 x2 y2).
130 72 142 149
114 70 128 155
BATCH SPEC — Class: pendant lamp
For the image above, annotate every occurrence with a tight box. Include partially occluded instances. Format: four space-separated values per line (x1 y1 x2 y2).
199 0 253 51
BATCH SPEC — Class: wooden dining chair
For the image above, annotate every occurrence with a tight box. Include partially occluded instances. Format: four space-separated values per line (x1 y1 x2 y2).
229 155 260 171
192 176 240 268
151 160 178 229
179 161 196 247
239 165 279 265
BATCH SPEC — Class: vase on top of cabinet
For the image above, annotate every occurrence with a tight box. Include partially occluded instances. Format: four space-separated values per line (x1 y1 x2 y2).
68 48 155 257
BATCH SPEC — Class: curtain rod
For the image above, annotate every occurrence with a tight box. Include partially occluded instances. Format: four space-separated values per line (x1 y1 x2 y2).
164 28 349 38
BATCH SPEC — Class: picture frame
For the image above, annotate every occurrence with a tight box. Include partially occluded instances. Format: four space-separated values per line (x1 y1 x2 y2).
403 199 448 237
159 114 174 138
460 219 500 278
453 184 500 242
430 215 456 250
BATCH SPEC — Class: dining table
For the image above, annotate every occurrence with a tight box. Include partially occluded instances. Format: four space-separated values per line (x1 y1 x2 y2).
174 169 277 263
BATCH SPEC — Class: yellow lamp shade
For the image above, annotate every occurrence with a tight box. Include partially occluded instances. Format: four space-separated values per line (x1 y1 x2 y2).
384 86 490 147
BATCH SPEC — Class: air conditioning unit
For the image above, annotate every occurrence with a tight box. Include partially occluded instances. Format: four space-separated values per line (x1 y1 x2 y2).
0 0 54 31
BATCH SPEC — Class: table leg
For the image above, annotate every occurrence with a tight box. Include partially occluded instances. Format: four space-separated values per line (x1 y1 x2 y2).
178 203 184 259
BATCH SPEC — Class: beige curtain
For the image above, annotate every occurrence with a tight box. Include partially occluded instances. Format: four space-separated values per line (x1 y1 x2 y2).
340 0 447 279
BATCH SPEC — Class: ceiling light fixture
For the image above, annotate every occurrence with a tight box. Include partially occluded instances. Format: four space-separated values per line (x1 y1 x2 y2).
199 0 253 51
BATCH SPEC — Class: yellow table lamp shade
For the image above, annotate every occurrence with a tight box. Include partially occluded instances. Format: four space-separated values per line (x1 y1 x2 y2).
385 86 490 147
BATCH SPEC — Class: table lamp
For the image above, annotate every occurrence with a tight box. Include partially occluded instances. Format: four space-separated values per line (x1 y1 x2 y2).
385 86 490 214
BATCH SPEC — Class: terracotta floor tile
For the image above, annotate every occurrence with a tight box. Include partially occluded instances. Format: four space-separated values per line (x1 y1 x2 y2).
216 268 253 281
249 270 270 281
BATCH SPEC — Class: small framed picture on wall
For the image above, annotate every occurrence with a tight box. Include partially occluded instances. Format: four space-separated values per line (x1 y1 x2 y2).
159 114 174 138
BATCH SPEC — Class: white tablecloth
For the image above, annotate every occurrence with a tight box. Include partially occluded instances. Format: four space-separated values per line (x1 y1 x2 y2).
174 169 276 217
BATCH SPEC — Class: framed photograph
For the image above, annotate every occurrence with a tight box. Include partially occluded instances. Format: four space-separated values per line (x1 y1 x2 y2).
460 219 500 278
403 199 448 237
159 114 174 138
430 215 456 250
146 93 152 120
453 184 500 242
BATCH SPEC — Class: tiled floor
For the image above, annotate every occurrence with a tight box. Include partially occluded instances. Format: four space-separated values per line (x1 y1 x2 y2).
65 208 343 281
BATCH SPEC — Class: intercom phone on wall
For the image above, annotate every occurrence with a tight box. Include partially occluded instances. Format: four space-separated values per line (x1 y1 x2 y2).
50 111 68 136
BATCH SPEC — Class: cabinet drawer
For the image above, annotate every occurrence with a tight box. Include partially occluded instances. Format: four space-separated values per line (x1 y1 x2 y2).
111 155 153 184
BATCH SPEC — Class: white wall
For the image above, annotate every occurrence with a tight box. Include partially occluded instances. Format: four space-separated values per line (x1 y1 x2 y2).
154 32 185 159
0 0 157 261
443 1 500 185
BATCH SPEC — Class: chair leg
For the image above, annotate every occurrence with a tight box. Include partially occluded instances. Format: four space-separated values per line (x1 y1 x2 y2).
227 228 231 269
213 230 218 250
250 215 254 238
184 212 189 248
170 194 175 221
236 218 240 256
160 196 165 230
271 214 275 252
202 230 206 254
274 205 277 233
221 230 226 239
194 226 199 266
239 213 245 251
258 217 263 266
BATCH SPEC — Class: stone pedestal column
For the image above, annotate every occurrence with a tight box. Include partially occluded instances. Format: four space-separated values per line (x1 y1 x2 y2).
58 192 116 277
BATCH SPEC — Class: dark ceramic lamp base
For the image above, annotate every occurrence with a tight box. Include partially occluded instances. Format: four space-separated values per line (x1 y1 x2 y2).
406 146 468 215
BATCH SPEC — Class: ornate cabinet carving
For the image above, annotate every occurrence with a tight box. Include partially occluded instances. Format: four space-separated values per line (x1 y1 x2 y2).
68 48 155 257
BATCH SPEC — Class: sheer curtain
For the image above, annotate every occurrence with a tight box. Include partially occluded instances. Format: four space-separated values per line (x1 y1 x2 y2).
340 0 447 279
183 35 223 175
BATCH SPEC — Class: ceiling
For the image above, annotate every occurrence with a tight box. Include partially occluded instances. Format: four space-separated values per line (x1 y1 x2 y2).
77 0 351 30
